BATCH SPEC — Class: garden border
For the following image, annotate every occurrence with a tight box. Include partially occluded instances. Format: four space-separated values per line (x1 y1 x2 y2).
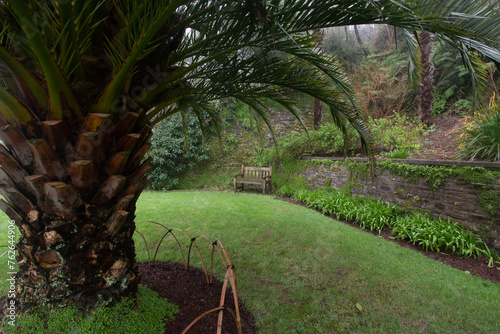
297 156 500 251
302 156 500 171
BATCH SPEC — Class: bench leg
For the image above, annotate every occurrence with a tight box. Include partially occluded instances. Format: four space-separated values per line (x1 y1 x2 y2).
234 179 237 192
263 183 266 195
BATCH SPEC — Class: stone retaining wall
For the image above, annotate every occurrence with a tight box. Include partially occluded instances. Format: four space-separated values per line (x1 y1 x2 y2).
299 160 500 251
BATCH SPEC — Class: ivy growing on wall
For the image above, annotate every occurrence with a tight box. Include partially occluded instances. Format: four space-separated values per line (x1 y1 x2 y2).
307 159 500 222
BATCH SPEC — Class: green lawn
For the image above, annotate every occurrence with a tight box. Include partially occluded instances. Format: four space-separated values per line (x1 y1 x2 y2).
134 191 500 334
1 190 499 333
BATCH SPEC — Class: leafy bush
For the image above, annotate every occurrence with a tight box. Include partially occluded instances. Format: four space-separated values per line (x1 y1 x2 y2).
384 147 409 159
432 92 448 115
253 145 276 167
369 112 429 155
452 99 473 114
147 113 212 190
457 102 500 161
432 42 474 107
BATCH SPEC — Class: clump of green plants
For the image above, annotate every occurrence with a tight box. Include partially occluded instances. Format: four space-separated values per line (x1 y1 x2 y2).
457 98 500 161
272 159 311 191
278 186 495 265
292 188 399 233
452 99 473 114
432 42 475 114
368 112 429 156
384 147 410 159
392 213 493 265
276 185 296 198
2 285 178 333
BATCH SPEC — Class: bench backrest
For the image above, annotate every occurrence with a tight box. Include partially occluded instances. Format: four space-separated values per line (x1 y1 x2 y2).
241 166 272 180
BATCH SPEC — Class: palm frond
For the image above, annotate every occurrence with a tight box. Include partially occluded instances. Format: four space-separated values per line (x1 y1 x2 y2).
57 0 85 79
0 45 48 112
3 0 82 121
93 0 185 114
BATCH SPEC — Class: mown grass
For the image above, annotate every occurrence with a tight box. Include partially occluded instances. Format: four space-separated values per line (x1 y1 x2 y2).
0 191 499 333
134 191 500 334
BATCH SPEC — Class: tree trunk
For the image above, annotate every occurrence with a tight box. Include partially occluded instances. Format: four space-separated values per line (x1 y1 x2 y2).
0 111 150 311
313 28 324 129
386 24 394 46
354 25 369 56
418 32 435 127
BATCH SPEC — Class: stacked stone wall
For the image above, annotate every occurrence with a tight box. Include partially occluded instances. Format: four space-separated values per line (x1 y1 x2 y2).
299 161 500 251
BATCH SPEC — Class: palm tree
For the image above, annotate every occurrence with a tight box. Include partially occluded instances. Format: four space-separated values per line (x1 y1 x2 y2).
312 28 324 129
0 0 499 311
407 1 500 126
418 31 436 126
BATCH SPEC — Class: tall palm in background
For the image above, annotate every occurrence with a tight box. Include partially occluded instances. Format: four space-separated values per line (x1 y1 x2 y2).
408 1 500 125
418 31 436 126
0 0 499 311
312 28 324 129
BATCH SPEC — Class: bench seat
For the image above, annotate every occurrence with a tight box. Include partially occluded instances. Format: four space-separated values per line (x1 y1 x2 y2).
233 166 272 194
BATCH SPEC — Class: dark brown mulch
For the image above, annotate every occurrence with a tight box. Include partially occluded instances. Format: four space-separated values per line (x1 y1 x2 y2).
136 262 257 334
0 262 257 334
279 197 500 285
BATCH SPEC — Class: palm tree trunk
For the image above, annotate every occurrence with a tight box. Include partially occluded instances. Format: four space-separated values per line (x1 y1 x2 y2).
313 28 324 129
1 112 150 310
418 32 435 127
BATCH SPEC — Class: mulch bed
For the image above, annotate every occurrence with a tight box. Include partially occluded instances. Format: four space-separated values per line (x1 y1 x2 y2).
137 261 257 334
0 262 257 334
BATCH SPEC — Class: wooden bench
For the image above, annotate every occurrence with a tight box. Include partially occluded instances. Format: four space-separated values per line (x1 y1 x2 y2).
233 166 273 194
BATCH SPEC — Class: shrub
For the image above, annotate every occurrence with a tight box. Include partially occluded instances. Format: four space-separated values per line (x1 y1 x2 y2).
384 147 409 159
147 113 212 190
276 185 296 198
457 101 500 161
369 112 429 155
432 42 474 109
